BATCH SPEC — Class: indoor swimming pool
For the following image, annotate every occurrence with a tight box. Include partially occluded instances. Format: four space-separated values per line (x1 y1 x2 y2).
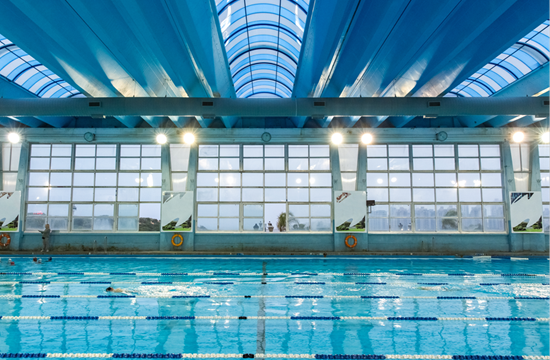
0 256 548 358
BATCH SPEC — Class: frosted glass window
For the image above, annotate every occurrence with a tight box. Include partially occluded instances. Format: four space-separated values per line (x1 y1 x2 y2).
141 173 161 187
96 145 116 157
95 188 116 202
30 158 50 170
288 158 308 170
288 145 308 157
481 158 501 170
118 218 138 231
120 158 140 170
367 145 386 157
436 188 457 202
199 145 219 157
435 158 455 170
52 145 72 157
413 145 432 157
198 158 218 170
141 158 161 170
118 173 140 187
120 145 141 157
310 158 330 171
389 188 411 202
141 145 161 157
10 144 21 171
96 158 116 170
118 188 139 202
459 158 479 170
339 144 358 171
311 205 330 217
198 218 218 231
309 173 331 187
458 173 481 187
219 218 239 231
482 189 503 202
434 145 454 157
49 204 68 216
413 158 433 171
76 145 95 157
29 173 50 186
242 173 263 187
389 158 409 170
310 188 331 202
389 173 410 187
220 173 241 187
244 158 263 170
73 173 94 187
72 188 93 202
2 173 16 191
243 145 263 157
264 158 284 170
140 188 161 202
75 158 95 170
368 159 387 171
288 173 308 187
367 188 388 202
72 204 92 216
265 173 286 187
413 188 434 202
220 188 241 202
288 188 308 202
50 158 71 170
242 188 263 201
170 145 190 171
220 158 239 170
458 145 478 157
388 145 409 157
412 173 434 187
49 188 71 202
480 145 500 157
265 145 284 157
198 204 218 217
367 173 388 186
310 145 329 157
459 188 481 202
31 144 51 157
96 173 117 187
341 173 356 191
220 145 239 157
481 173 502 187
265 188 286 202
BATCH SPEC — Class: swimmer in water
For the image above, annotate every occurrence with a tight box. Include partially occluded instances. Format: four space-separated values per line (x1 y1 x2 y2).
105 286 125 293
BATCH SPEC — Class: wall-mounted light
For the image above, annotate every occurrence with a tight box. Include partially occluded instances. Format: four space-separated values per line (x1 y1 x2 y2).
7 132 20 144
542 131 549 144
361 133 373 144
512 131 525 143
156 134 167 145
183 132 195 145
331 133 343 145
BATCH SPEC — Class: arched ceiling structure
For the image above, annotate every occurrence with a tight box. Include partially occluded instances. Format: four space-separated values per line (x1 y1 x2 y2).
0 0 546 129
216 0 309 98
0 33 82 99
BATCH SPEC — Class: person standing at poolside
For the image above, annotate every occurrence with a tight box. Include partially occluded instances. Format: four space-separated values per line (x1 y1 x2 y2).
38 224 51 253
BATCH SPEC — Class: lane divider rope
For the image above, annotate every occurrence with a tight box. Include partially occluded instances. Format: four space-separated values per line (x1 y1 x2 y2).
1 281 547 287
0 315 548 322
0 295 547 300
0 272 547 277
0 353 545 359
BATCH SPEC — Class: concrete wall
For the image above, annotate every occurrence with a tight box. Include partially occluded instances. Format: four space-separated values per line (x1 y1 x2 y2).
8 232 548 253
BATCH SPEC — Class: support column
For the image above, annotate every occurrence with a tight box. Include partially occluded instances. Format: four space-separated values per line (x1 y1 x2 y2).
330 144 342 251
12 141 29 251
184 145 198 251
0 143 4 191
159 144 172 251
527 142 545 251
356 144 368 251
502 141 519 252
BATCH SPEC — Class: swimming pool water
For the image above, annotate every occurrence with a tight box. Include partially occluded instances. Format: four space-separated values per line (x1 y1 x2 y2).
0 256 548 357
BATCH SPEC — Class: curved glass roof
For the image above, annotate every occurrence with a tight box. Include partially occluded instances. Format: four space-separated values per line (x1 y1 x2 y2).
446 20 549 97
216 0 310 98
0 33 83 98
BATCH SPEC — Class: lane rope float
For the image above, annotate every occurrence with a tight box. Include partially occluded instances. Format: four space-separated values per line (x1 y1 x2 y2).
0 294 547 300
0 272 547 277
0 315 548 322
0 353 546 359
0 233 10 248
345 235 357 248
171 234 184 247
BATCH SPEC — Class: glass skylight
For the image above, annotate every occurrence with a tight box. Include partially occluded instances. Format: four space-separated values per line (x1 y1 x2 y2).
0 33 83 98
446 20 549 97
216 0 310 98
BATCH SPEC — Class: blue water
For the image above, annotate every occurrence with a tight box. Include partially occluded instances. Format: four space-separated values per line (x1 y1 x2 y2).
0 256 548 356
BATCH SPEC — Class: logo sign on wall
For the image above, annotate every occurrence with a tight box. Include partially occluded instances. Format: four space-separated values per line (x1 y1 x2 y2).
334 191 366 232
161 192 193 232
0 191 20 232
510 192 543 233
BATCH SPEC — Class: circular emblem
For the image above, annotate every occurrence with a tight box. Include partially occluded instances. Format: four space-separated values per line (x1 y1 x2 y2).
261 132 272 143
84 132 95 142
436 131 448 141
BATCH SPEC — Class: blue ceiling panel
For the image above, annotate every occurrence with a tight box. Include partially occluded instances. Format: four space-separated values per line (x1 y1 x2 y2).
0 33 83 98
446 20 549 98
216 0 310 98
